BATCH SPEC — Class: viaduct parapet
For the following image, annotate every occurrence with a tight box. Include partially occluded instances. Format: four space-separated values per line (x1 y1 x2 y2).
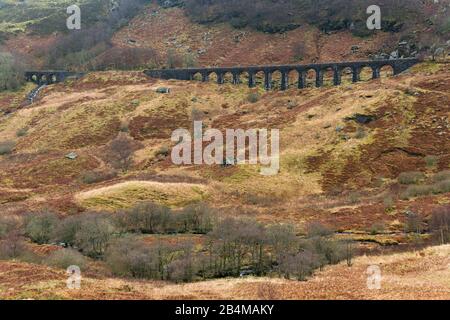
144 58 419 90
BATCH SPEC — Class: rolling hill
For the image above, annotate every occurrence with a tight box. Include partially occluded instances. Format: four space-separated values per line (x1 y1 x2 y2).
0 0 449 300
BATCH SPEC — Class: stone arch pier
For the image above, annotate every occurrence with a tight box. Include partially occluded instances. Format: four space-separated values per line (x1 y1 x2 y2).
144 58 419 91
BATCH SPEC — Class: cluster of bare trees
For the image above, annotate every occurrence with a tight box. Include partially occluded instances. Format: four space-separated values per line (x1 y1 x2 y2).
430 206 450 245
0 51 27 91
105 133 142 171
0 202 351 282
114 202 214 234
2 203 449 282
105 216 353 282
42 0 154 70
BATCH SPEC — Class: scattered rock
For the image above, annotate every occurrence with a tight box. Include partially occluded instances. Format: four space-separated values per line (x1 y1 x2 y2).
335 125 344 132
345 113 376 124
222 157 236 167
156 87 170 94
287 101 297 109
160 0 182 8
389 50 399 59
434 47 445 58
65 152 78 160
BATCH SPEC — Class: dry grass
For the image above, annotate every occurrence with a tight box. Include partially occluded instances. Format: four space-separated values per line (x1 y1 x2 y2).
0 244 448 300
75 181 208 210
0 63 448 229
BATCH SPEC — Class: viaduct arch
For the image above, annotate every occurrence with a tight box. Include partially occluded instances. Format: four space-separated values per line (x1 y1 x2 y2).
24 71 84 85
144 58 419 91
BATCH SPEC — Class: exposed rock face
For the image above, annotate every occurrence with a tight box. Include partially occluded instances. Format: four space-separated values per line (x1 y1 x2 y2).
345 114 377 124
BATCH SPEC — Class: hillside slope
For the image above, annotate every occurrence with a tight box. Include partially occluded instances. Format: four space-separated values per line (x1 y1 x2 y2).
0 62 448 236
3 1 449 69
1 244 449 299
111 5 399 66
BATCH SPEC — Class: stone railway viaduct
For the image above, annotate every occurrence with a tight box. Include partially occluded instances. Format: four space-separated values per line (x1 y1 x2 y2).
144 58 419 90
25 58 419 90
25 70 84 85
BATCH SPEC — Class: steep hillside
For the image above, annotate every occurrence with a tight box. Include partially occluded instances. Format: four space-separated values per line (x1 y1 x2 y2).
112 5 400 66
0 0 110 36
0 0 449 301
0 62 448 235
2 1 449 69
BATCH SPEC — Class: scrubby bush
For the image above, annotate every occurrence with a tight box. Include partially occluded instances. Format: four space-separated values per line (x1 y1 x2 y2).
405 212 423 234
430 206 450 244
383 194 395 211
208 217 267 276
348 191 360 204
166 244 196 282
25 212 59 244
433 180 450 194
106 134 141 171
45 249 86 269
106 237 157 278
106 237 187 280
154 145 170 158
16 128 28 137
306 236 346 266
370 222 386 235
266 224 297 259
0 52 25 91
292 42 307 61
247 92 260 103
52 216 83 247
401 176 450 199
0 233 27 260
401 185 433 199
0 215 23 238
398 171 425 185
92 47 159 70
424 155 438 168
126 202 172 234
433 170 450 183
354 127 367 139
80 169 117 184
182 53 198 68
278 250 320 281
166 49 183 68
177 203 215 234
0 140 15 155
74 214 116 258
306 222 333 238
